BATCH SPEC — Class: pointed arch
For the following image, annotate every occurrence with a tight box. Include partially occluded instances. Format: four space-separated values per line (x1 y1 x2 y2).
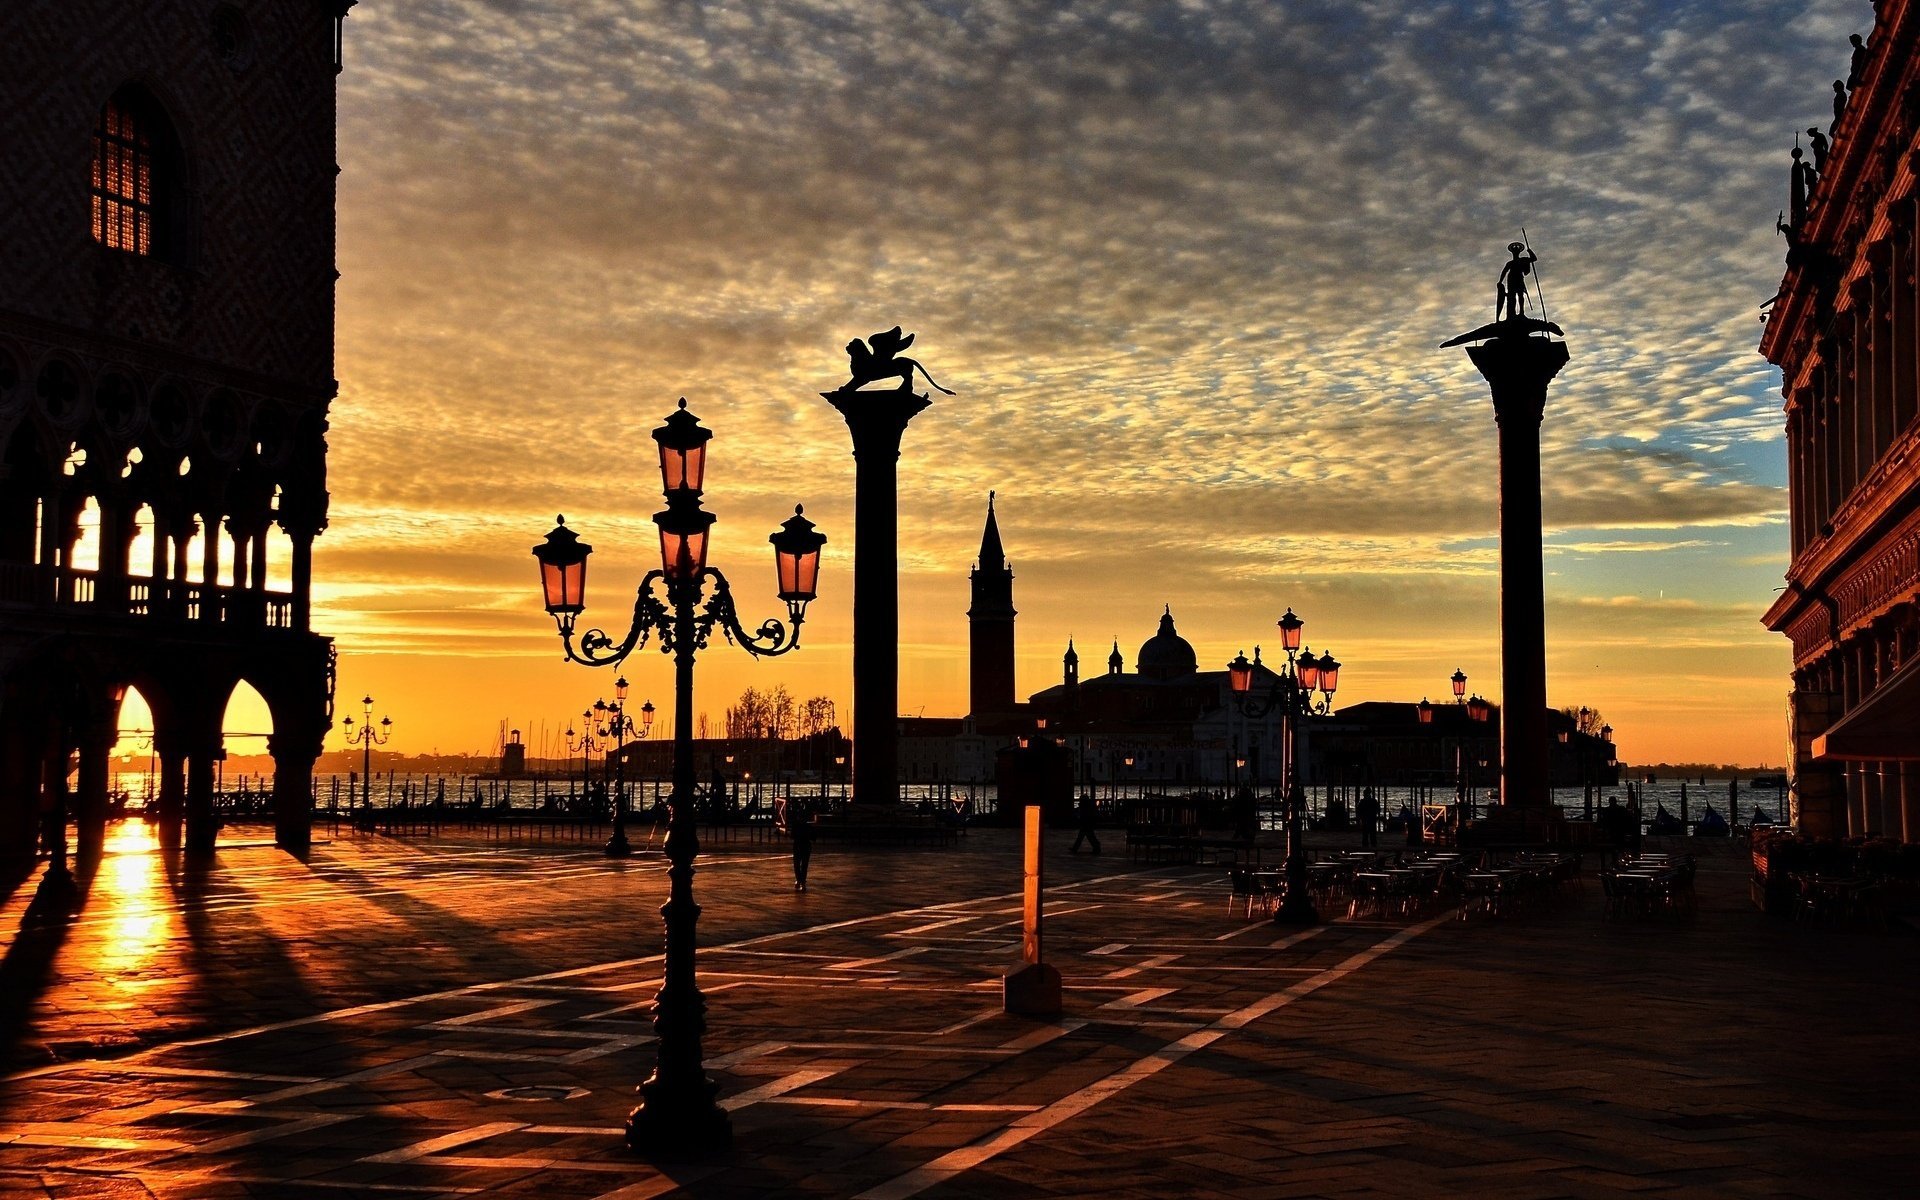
91 84 189 260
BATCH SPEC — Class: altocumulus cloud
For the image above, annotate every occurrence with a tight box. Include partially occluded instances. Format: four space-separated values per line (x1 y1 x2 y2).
319 0 1857 756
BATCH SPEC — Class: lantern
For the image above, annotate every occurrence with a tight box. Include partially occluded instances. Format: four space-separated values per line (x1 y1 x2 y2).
1228 651 1254 694
1467 694 1491 722
1601 723 1612 742
532 516 593 633
616 676 629 703
1557 728 1570 744
1276 607 1303 653
1451 668 1467 700
652 399 712 494
769 505 827 607
1417 698 1434 724
641 699 656 734
655 496 717 580
1317 651 1339 694
1296 646 1321 692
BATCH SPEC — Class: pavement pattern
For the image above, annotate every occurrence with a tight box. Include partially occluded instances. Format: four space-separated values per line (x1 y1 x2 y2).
0 821 1914 1199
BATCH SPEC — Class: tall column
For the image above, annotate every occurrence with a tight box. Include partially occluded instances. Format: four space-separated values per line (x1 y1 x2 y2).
185 725 221 856
290 530 314 631
824 383 932 807
201 514 221 622
74 722 113 860
155 739 186 848
268 725 322 853
1892 228 1916 435
1872 259 1896 464
1461 329 1569 811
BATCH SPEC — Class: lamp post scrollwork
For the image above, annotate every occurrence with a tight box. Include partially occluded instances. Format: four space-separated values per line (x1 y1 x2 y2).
338 695 392 825
530 398 825 1156
1228 607 1339 925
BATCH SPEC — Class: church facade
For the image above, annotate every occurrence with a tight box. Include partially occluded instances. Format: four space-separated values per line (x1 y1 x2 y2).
0 1 351 858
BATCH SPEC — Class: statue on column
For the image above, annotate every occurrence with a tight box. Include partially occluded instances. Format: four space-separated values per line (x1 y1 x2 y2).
836 326 955 395
1440 239 1564 347
1496 242 1539 321
1807 127 1830 172
1848 33 1868 89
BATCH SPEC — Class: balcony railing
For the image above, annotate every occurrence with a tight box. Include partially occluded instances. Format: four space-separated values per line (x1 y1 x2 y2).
0 563 297 630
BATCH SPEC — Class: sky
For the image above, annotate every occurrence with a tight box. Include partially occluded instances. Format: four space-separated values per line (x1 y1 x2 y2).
200 0 1874 767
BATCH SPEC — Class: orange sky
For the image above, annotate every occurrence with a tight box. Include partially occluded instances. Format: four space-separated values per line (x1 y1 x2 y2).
120 0 1865 770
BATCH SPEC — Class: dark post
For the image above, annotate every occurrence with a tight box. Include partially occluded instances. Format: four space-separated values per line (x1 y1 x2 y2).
1446 249 1569 815
824 330 944 806
1466 332 1567 809
627 594 730 1151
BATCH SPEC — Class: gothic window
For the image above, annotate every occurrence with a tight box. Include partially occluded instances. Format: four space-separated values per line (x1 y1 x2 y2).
91 88 181 257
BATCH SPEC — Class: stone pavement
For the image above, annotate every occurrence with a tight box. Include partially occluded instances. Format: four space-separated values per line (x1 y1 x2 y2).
0 822 1914 1198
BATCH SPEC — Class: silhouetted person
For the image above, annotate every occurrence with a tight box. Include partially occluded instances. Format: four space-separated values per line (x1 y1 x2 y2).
1848 33 1868 89
786 800 814 891
1231 785 1257 846
1833 80 1848 132
710 767 730 823
1357 789 1379 848
1807 127 1830 171
1497 241 1538 321
1071 791 1101 854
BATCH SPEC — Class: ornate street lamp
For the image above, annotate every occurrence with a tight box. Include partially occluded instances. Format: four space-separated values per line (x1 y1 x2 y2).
530 399 824 1156
339 695 393 821
1451 668 1468 703
1467 694 1492 723
1417 698 1434 725
1231 609 1339 925
597 677 653 859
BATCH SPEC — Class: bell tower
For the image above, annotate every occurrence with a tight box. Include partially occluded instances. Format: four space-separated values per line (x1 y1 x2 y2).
967 492 1016 716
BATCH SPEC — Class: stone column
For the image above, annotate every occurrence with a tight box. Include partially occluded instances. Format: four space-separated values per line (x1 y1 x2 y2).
290 529 315 631
824 384 932 807
1462 331 1568 810
268 726 322 853
186 728 221 856
201 514 221 622
74 722 114 860
155 738 187 848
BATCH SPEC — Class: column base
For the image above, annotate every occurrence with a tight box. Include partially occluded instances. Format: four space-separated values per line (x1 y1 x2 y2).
625 1077 731 1157
1003 962 1062 1016
604 831 633 858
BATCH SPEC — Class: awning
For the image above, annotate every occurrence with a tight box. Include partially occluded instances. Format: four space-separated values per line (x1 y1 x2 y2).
1813 654 1920 761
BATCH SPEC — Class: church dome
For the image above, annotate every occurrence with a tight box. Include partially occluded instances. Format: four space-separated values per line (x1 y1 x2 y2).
1136 606 1198 680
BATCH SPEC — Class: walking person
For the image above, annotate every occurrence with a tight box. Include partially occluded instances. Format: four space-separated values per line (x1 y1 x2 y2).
1357 788 1379 848
1070 791 1101 855
785 798 814 891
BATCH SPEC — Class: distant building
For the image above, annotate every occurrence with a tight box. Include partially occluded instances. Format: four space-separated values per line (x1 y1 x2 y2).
1761 7 1920 840
0 1 352 857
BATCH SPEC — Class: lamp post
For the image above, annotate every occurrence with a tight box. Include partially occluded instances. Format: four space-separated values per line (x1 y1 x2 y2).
1228 608 1338 925
568 709 601 806
339 695 392 823
531 398 824 1156
596 680 654 857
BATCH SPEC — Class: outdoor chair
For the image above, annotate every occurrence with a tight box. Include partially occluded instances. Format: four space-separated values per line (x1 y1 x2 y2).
1226 867 1270 919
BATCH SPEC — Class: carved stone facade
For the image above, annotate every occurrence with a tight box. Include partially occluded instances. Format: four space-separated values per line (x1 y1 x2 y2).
1762 0 1920 840
0 1 352 860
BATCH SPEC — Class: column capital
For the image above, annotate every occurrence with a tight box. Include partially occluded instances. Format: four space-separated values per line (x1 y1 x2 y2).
823 386 933 460
1464 334 1569 427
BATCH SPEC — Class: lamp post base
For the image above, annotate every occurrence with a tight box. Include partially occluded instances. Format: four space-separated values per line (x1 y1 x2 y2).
1271 890 1320 926
625 1079 732 1157
604 832 633 858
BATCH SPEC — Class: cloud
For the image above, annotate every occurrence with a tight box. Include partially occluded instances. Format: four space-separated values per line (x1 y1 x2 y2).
314 0 1853 761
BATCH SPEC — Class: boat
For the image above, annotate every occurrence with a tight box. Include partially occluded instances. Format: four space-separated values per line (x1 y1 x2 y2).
1749 772 1787 789
1646 804 1685 836
1694 806 1729 837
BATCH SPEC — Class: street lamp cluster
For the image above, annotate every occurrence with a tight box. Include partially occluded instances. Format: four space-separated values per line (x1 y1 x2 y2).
1227 607 1337 926
338 695 392 820
565 681 657 857
531 399 825 1155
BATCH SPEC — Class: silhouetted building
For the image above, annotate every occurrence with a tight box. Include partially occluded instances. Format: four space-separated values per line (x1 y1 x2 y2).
0 2 352 857
967 493 1017 717
1761 7 1920 841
